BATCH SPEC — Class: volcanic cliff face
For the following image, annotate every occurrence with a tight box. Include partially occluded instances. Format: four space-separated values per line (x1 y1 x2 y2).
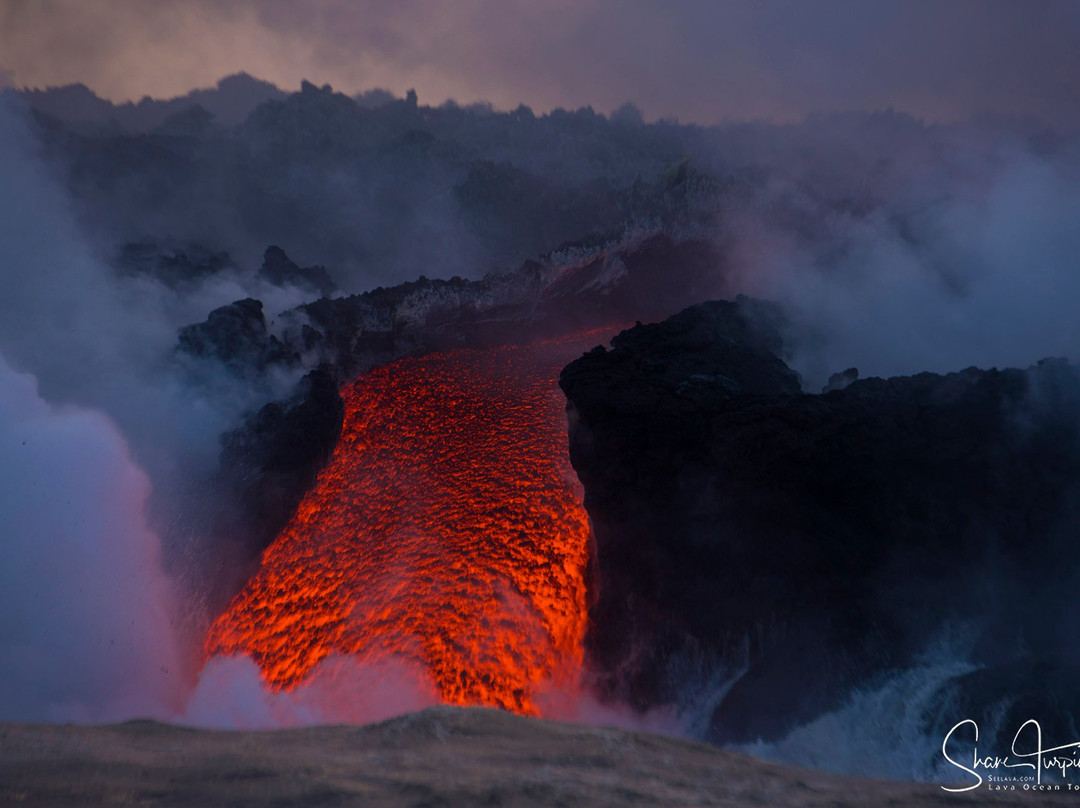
176 234 724 574
208 365 345 600
560 299 1080 744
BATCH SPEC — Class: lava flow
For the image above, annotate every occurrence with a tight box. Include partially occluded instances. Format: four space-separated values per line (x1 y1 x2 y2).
204 331 610 715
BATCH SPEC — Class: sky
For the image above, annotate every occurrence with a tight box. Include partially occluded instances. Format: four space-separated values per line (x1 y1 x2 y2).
1 0 1079 127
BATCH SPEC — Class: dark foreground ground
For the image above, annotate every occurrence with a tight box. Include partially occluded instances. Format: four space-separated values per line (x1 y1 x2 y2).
0 706 1066 807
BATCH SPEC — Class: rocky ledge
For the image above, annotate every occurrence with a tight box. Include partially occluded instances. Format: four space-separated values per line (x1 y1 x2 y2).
560 298 1080 747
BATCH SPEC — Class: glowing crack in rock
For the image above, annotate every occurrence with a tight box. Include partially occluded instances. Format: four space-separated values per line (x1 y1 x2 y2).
205 331 610 715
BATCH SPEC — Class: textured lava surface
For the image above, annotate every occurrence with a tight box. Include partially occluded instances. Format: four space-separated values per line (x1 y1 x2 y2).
205 331 611 714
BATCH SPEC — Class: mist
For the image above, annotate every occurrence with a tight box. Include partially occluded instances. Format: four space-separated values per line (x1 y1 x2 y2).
0 94 311 438
0 94 323 721
0 351 182 721
720 129 1080 388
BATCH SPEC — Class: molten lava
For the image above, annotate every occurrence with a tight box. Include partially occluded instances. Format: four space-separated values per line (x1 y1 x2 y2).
205 332 609 715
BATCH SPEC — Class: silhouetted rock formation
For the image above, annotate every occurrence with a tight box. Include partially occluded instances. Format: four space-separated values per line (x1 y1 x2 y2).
259 245 336 296
175 232 726 613
822 366 858 393
20 74 748 289
177 298 294 374
171 233 724 387
207 365 344 601
294 232 725 375
560 299 1080 745
12 73 285 132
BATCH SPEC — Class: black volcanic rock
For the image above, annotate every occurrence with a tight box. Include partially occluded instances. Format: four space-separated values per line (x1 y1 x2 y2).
155 104 216 138
176 233 729 612
177 298 294 373
537 234 724 330
560 299 1080 744
259 245 336 296
291 232 727 376
822 366 858 392
210 366 345 590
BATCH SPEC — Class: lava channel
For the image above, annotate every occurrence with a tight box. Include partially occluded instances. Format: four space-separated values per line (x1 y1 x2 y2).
204 331 609 715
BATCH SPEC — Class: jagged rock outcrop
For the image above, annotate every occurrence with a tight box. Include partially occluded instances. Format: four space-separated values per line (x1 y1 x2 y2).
13 73 285 132
293 232 726 375
177 298 294 374
560 299 1080 744
117 241 234 288
175 233 726 611
167 230 729 625
211 366 345 580
259 245 336 297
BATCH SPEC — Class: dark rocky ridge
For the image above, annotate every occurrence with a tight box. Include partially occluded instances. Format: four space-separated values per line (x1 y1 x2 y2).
177 233 723 379
175 232 726 588
9 73 286 132
260 245 336 296
23 76 735 289
177 298 295 375
560 299 1080 747
296 232 723 375
205 365 345 608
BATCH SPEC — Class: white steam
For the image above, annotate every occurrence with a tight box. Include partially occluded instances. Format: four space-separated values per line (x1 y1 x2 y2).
0 353 182 721
0 95 312 470
181 654 440 730
0 93 316 721
726 136 1080 388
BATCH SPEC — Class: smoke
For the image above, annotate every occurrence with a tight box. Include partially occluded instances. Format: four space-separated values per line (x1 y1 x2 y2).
0 94 309 451
732 624 988 782
722 128 1080 389
181 654 439 729
0 93 320 720
0 94 199 721
0 352 182 721
536 682 683 738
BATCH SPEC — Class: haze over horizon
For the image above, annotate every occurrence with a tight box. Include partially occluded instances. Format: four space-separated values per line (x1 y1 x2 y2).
2 0 1079 127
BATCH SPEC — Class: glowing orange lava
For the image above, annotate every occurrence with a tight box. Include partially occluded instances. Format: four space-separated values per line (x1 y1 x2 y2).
204 331 609 715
